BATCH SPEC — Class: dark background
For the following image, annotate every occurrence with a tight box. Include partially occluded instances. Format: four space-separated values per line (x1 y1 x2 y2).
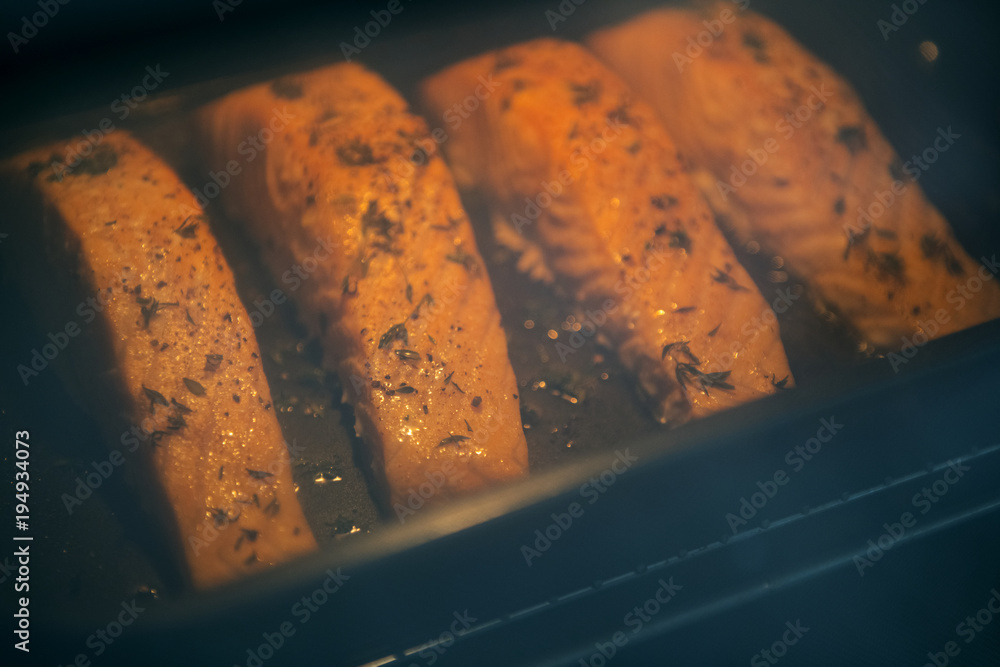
1 1 999 666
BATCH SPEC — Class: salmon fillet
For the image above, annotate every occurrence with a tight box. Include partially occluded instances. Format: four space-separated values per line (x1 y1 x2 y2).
195 64 528 512
420 39 794 425
2 132 316 589
587 7 1000 351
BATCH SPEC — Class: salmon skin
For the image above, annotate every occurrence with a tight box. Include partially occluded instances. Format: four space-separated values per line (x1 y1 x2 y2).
196 64 529 512
2 132 316 589
587 7 1000 351
420 39 794 425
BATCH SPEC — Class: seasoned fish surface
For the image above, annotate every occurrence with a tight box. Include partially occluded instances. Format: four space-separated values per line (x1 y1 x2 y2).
421 39 793 424
197 64 528 511
587 7 1000 350
3 132 317 589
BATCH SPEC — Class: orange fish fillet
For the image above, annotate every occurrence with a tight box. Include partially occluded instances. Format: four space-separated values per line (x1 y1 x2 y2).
420 39 794 425
587 6 1000 351
2 132 316 589
196 64 529 512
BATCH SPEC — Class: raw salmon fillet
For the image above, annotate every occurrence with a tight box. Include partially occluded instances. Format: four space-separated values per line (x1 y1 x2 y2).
420 39 794 425
196 64 528 512
3 132 316 589
587 7 1000 351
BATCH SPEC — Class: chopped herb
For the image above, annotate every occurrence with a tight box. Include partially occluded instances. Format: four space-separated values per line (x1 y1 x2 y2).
218 466 224 480
183 378 206 396
669 229 691 252
661 340 700 364
204 353 223 372
443 370 454 385
208 507 238 527
244 551 259 566
608 103 634 126
173 216 199 239
674 306 696 313
361 199 396 243
874 227 897 240
246 468 274 480
437 434 470 447
651 195 678 210
494 53 520 71
25 161 48 179
710 267 748 291
833 198 845 215
395 385 418 394
142 385 169 412
465 419 473 432
337 139 378 166
866 249 906 283
72 144 118 176
921 233 944 259
921 233 965 276
843 226 871 260
139 298 178 328
233 394 241 403
410 293 434 319
569 80 601 106
445 246 478 272
743 32 766 50
707 324 721 337
771 374 790 389
241 528 259 542
451 380 465 394
405 283 413 304
171 397 192 414
264 497 280 516
472 396 482 408
676 363 735 395
836 126 868 155
166 414 187 430
185 308 195 325
395 349 420 361
889 160 905 182
271 78 303 99
105 219 117 226
422 404 429 414
378 322 408 349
